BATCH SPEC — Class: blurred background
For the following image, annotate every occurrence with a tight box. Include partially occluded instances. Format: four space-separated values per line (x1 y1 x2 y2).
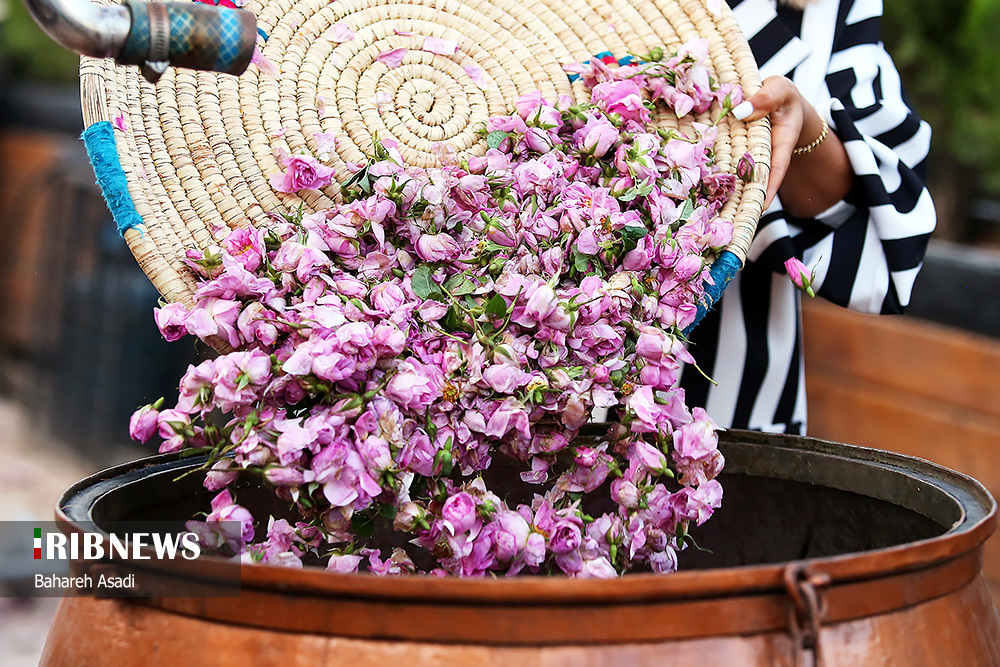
1 0 1000 663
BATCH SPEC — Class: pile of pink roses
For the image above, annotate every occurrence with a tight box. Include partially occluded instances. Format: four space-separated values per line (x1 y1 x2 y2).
131 40 747 577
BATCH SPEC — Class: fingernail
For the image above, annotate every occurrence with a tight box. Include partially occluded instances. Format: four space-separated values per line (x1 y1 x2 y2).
732 101 754 121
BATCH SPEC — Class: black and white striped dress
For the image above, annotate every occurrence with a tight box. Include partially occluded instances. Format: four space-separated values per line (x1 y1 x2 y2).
678 0 936 434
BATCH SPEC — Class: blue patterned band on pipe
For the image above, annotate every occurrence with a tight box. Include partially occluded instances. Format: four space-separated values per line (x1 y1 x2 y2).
118 1 256 75
682 250 743 336
82 121 144 236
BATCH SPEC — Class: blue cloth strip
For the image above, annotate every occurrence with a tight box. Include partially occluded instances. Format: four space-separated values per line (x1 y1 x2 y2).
82 121 144 235
682 250 742 336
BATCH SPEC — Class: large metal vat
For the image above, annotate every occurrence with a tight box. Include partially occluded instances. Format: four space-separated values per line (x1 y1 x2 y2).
40 429 1000 666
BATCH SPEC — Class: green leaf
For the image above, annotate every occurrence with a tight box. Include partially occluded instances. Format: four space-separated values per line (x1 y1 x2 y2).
442 304 473 333
486 130 509 150
351 513 376 539
679 198 695 223
572 249 591 273
617 180 654 203
444 273 476 296
411 265 439 300
379 503 398 522
485 294 508 318
630 273 646 296
617 186 640 203
622 225 649 240
433 448 454 476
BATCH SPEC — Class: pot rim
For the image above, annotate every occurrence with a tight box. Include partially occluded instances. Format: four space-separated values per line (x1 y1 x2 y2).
54 429 997 604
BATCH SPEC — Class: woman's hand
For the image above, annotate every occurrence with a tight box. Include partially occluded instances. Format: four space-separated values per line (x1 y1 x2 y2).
733 76 853 218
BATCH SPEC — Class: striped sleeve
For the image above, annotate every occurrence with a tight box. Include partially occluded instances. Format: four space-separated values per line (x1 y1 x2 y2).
679 0 936 434
780 0 935 314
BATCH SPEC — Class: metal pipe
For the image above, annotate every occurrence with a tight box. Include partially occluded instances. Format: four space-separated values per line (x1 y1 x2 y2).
22 0 131 59
21 0 258 82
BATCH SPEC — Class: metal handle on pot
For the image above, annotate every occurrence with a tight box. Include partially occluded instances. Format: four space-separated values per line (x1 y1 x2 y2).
22 0 257 83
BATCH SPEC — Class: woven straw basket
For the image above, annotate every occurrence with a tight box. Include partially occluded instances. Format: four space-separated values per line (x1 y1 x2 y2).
80 0 770 308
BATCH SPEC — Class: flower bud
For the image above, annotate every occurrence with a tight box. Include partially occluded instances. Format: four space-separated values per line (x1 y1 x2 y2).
393 502 426 532
416 233 460 262
736 152 755 182
784 257 816 297
129 403 160 442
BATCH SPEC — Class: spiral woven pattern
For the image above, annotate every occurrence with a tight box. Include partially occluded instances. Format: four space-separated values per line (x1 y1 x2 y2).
81 0 770 306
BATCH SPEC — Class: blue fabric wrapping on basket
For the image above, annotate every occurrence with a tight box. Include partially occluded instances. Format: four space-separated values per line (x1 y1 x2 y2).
566 52 637 81
682 250 742 337
82 121 143 236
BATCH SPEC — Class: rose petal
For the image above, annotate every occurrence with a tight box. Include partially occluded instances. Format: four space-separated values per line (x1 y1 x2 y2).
424 37 457 55
325 22 356 43
377 48 408 68
314 132 339 155
464 65 487 89
250 44 278 76
394 27 415 36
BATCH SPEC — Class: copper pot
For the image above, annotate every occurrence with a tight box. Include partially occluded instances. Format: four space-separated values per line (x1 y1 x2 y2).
40 430 1000 666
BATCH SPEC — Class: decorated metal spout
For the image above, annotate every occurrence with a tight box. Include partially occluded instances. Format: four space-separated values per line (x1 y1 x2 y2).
22 0 257 82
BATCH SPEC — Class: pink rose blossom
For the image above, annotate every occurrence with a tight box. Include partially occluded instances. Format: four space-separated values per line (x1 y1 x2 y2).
549 519 583 555
222 227 266 272
205 461 240 491
591 79 649 125
385 364 443 411
154 302 189 342
185 298 241 347
141 41 738 578
441 492 479 534
574 113 619 157
270 154 335 193
207 489 255 544
327 553 363 573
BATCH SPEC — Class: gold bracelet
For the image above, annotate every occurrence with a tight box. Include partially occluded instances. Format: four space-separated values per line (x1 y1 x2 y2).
792 117 829 156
